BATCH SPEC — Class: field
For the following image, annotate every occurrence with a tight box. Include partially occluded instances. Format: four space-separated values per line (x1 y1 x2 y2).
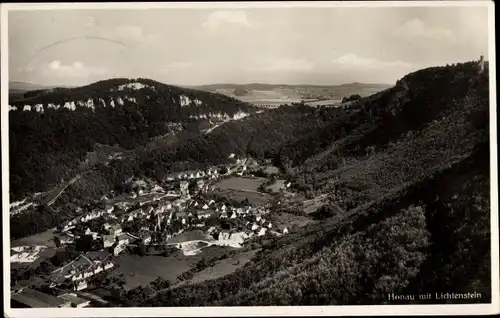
213 189 271 206
187 248 261 284
104 192 170 206
10 229 56 248
263 165 280 175
195 84 391 106
166 230 214 244
214 177 267 192
302 194 329 214
216 88 309 106
305 99 342 107
111 252 204 290
268 212 315 230
111 244 241 290
241 98 310 107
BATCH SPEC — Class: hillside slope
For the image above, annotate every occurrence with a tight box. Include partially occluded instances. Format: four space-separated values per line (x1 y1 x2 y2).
140 61 491 305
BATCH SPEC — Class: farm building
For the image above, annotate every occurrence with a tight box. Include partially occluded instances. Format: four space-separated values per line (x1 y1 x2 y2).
58 233 74 245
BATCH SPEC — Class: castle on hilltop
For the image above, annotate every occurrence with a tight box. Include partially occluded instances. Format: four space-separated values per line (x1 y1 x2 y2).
478 55 485 73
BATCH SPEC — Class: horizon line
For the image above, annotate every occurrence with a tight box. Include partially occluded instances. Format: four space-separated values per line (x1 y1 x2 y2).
8 78 395 90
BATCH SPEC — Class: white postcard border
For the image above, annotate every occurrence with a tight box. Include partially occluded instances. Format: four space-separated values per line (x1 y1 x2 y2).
1 1 498 317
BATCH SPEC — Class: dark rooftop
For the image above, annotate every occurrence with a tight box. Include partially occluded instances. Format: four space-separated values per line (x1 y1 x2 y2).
58 293 91 307
11 288 71 308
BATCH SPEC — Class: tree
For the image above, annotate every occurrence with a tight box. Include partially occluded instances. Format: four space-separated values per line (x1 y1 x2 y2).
342 94 362 103
53 236 61 248
240 198 250 207
75 235 94 252
219 166 228 174
311 204 335 220
137 243 147 256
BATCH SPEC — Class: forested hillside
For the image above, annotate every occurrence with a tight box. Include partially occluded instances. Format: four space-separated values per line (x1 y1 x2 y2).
9 78 257 200
137 61 490 305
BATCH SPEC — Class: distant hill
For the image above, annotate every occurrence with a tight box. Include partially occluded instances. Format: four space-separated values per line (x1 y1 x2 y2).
9 81 74 103
10 81 50 92
9 81 74 92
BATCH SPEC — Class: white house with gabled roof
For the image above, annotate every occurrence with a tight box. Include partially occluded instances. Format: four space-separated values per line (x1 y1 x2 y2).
257 227 267 236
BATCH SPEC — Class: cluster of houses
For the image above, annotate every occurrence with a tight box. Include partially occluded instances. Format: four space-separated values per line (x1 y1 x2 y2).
42 156 290 298
49 252 115 291
166 167 221 182
163 154 262 184
12 150 298 308
55 173 289 258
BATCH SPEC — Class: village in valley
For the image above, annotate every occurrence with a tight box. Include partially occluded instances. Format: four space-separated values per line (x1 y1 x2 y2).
10 153 310 308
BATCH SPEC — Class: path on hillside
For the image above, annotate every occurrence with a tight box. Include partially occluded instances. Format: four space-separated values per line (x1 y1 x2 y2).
46 170 91 206
301 193 329 204
226 158 247 175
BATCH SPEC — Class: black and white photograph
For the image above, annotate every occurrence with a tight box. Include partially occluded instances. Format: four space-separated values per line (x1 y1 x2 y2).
2 1 498 317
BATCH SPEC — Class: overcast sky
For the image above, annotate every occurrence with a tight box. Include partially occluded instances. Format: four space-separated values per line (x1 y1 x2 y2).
8 5 490 86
